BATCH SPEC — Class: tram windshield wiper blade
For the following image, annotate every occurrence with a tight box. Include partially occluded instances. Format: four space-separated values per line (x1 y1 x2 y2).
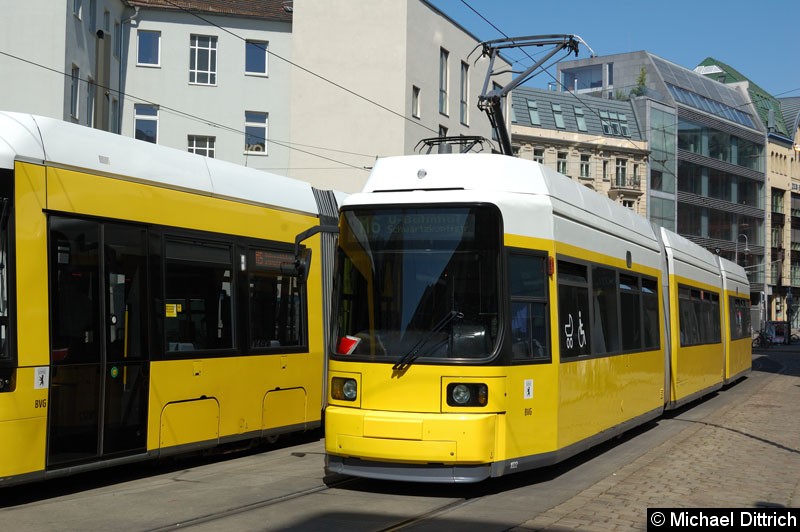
392 310 464 371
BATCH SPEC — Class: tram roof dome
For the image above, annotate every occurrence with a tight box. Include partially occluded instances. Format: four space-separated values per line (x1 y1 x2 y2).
0 112 319 216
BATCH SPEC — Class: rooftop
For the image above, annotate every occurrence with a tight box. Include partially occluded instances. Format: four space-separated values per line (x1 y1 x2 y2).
125 0 293 22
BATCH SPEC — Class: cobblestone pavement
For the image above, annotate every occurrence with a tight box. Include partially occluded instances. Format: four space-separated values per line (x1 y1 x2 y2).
511 348 800 531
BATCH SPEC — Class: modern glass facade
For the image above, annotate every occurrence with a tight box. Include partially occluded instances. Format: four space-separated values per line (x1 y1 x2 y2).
675 116 765 283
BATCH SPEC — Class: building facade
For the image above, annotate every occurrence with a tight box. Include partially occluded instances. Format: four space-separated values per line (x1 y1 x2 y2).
121 0 294 173
510 87 649 217
558 52 767 305
0 0 129 131
696 59 800 326
287 0 511 192
1 0 508 194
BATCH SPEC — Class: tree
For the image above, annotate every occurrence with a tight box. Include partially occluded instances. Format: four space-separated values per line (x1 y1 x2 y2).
630 67 647 97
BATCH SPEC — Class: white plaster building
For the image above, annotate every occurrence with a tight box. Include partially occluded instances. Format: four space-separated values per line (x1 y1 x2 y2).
121 1 293 172
0 0 128 131
288 0 511 192
0 1 509 192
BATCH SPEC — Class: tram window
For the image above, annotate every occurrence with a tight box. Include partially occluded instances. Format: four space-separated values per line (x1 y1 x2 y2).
0 188 11 364
164 239 233 352
247 248 305 351
619 273 641 350
591 266 619 354
641 278 660 349
729 296 751 340
558 260 591 358
50 219 102 364
509 253 548 361
678 285 720 346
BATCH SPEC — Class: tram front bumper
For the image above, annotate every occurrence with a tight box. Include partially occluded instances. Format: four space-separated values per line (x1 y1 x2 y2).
324 406 498 464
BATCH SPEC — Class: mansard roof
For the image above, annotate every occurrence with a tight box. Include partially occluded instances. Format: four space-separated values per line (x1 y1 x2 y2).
126 0 293 22
511 86 645 142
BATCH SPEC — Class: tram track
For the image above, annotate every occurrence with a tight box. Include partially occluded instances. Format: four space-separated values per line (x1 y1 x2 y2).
145 474 359 532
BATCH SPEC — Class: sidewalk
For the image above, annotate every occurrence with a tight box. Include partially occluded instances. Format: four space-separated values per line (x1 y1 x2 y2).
513 347 800 530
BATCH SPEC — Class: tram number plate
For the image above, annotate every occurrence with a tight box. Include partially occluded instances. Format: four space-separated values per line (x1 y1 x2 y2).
524 408 532 416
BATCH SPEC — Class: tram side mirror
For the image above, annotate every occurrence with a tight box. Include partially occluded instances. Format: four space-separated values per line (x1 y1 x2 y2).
280 248 312 283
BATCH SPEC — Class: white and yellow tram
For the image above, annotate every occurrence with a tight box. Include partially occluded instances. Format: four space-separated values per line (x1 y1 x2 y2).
324 153 751 483
0 113 339 486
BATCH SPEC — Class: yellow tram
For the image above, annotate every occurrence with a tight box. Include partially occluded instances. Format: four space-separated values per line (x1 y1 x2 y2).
0 113 338 486
324 153 750 483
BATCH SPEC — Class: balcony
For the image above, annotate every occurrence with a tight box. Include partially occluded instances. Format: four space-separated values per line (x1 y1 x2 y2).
607 176 643 201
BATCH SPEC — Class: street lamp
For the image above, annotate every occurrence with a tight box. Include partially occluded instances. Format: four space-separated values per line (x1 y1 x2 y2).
735 233 749 266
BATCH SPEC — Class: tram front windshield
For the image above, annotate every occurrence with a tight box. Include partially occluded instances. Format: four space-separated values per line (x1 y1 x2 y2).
334 205 500 363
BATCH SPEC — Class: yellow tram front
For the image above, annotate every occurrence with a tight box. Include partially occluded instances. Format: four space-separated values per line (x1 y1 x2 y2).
325 203 551 483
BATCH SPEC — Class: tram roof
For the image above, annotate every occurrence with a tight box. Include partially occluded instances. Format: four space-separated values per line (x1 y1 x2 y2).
355 153 656 242
0 112 320 216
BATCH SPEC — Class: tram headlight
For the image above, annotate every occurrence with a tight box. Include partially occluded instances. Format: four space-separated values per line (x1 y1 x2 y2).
446 383 488 407
452 384 471 405
331 376 358 401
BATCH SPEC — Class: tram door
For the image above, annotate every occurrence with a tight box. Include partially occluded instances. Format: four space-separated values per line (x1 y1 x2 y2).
48 218 150 467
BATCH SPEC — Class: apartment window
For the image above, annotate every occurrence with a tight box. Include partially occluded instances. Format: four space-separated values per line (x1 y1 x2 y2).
600 111 611 134
114 22 121 58
616 158 627 186
137 30 160 66
245 111 268 154
103 10 110 32
438 125 448 154
190 34 217 85
574 107 587 132
88 0 96 31
73 0 82 19
111 98 119 134
533 148 544 164
188 136 216 158
459 61 469 125
412 86 420 118
438 48 449 115
619 114 630 136
580 154 590 178
552 103 565 129
622 199 636 210
603 159 609 180
557 151 568 175
633 164 640 184
134 104 158 144
526 99 540 126
70 65 80 119
245 40 268 75
85 78 95 127
609 112 621 135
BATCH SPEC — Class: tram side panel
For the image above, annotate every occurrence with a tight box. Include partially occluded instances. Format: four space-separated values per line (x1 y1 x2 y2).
550 211 665 453
661 229 725 409
500 234 561 467
46 165 324 454
718 257 751 384
0 162 49 482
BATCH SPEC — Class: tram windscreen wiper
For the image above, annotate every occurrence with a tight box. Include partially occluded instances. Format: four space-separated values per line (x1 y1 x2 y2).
392 310 464 371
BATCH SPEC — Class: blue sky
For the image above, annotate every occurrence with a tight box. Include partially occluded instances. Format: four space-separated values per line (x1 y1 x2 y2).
427 0 799 99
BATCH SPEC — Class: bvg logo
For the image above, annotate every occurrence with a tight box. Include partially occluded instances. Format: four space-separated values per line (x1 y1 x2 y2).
34 399 47 408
